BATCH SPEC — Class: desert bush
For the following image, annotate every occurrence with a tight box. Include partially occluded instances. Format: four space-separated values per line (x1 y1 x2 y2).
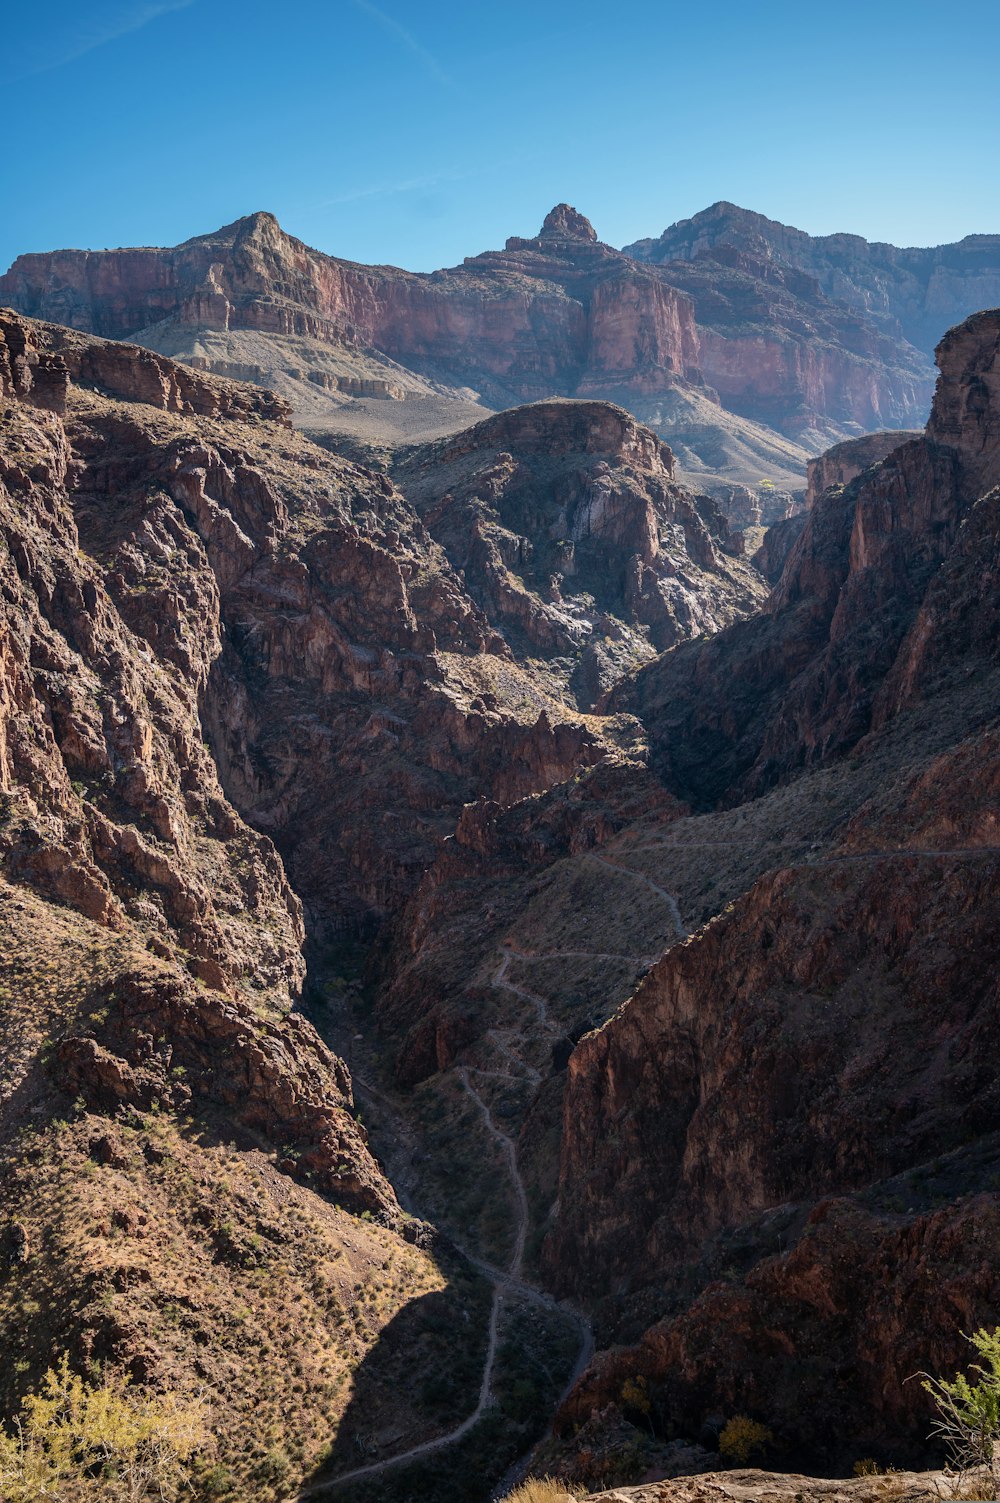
718 1413 773 1465
499 1480 584 1503
0 1352 206 1501
921 1327 1000 1476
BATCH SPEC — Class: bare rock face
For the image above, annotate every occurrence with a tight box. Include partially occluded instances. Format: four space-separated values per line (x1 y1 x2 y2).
394 399 767 694
540 203 600 242
750 512 807 582
617 309 1000 808
628 200 1000 355
2 311 613 1494
649 246 934 440
550 815 1000 1302
0 209 705 412
807 428 923 503
539 307 1000 1479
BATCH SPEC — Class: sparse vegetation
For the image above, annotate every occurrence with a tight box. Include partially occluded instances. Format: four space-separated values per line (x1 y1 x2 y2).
719 1413 774 1465
499 1479 584 1503
922 1328 1000 1478
0 1353 206 1501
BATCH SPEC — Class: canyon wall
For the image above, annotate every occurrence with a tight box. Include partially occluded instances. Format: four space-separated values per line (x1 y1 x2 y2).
541 309 1000 1473
0 203 936 462
628 200 1000 355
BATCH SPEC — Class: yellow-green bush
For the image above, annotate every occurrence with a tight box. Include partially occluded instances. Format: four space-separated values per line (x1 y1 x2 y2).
0 1353 206 1501
718 1413 773 1465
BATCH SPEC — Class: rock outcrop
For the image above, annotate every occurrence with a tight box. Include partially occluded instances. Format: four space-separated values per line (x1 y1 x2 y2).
565 1468 972 1503
5 289 1000 1500
806 428 922 503
627 200 1000 355
537 309 1000 1482
616 309 1000 807
394 399 766 701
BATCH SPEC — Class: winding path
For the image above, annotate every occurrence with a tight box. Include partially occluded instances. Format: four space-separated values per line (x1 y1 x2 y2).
306 856 697 1495
588 851 690 939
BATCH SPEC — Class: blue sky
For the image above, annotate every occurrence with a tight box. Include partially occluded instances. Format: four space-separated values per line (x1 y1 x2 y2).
4 0 1000 274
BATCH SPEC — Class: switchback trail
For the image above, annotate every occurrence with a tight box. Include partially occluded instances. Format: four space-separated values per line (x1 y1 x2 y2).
589 851 690 939
306 862 693 1496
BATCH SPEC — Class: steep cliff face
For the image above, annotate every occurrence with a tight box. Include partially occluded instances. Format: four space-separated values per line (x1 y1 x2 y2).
538 309 1000 1481
806 428 922 503
0 207 704 411
627 200 1000 355
640 247 933 440
547 755 1000 1464
618 309 1000 808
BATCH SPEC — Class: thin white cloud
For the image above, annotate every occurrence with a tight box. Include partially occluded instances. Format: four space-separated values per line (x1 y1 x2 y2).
313 157 522 213
318 170 468 210
348 0 457 91
16 0 196 78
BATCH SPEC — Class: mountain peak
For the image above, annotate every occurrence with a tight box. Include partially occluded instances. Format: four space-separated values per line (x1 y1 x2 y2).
539 204 598 242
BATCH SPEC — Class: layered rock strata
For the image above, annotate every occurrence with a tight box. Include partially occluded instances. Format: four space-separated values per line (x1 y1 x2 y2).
539 310 1000 1477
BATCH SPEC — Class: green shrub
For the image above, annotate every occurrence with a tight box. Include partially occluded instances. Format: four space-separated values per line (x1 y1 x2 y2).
922 1327 1000 1473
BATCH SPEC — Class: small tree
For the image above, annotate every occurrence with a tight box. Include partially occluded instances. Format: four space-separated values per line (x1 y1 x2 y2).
719 1414 773 1466
0 1353 207 1501
921 1329 1000 1483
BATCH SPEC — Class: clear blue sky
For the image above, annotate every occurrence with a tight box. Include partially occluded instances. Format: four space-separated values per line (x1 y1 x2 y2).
5 0 1000 275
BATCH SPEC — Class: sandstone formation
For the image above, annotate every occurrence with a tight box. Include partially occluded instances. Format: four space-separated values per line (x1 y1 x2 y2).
806 428 923 503
631 246 933 442
0 207 703 410
627 200 1000 354
2 204 941 490
532 309 1000 1482
0 310 513 1498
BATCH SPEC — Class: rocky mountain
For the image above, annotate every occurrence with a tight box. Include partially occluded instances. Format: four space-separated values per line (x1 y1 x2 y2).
627 200 1000 356
3 273 1000 1500
0 305 775 1501
527 308 1000 1481
622 242 933 444
1 204 940 494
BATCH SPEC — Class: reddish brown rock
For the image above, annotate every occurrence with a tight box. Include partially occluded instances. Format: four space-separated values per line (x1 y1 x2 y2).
0 209 705 410
806 429 922 504
627 199 1000 356
617 308 1000 807
0 205 932 466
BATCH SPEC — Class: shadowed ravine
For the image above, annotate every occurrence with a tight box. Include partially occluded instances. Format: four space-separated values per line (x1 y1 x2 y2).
302 850 696 1494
